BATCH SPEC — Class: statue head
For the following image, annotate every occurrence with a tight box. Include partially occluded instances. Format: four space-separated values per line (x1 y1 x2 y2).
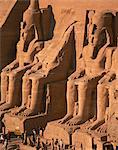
19 0 40 49
23 0 40 31
88 11 113 47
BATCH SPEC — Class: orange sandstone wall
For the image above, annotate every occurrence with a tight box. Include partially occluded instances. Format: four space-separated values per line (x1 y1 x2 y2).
40 0 118 10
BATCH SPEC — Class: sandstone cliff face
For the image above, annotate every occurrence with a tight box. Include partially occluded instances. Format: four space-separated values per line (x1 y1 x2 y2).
0 0 29 71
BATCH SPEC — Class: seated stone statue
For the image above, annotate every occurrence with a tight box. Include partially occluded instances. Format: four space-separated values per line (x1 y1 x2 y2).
11 23 76 117
58 11 113 125
0 0 43 112
89 46 118 130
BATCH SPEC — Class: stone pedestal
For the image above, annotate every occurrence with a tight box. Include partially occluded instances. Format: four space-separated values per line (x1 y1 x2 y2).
4 113 48 133
4 113 24 133
44 121 71 144
44 121 110 150
73 130 93 150
44 121 93 148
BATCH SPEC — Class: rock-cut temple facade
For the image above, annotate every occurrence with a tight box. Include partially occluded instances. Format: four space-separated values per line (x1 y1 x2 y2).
0 0 118 149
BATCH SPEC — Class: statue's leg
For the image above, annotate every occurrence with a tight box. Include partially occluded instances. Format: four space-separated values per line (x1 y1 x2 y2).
0 71 8 105
23 75 44 116
10 65 34 115
22 75 32 107
59 80 77 124
30 77 44 113
0 72 21 111
12 75 32 115
89 83 108 130
68 79 88 126
23 70 70 117
0 67 30 111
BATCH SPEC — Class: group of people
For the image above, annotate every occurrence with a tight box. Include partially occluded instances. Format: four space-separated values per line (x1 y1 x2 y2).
21 127 45 149
51 138 65 150
0 130 11 150
50 138 76 150
20 127 72 150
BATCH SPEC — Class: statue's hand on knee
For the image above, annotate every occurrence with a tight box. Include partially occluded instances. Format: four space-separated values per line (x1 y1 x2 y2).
25 62 42 76
99 72 116 84
68 70 85 80
25 70 33 76
2 65 14 72
2 60 18 72
31 62 42 71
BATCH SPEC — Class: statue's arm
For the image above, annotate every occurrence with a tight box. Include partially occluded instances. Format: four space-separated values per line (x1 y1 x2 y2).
28 41 44 55
68 57 85 80
105 47 115 70
25 62 42 76
98 71 116 84
2 59 19 72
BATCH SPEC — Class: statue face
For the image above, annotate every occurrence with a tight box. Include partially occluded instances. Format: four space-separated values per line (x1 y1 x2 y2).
92 26 98 46
88 22 106 47
88 23 98 46
88 12 112 47
23 32 28 41
20 21 34 42
20 21 28 41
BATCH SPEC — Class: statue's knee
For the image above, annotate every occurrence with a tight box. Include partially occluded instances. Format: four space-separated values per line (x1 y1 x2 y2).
22 75 28 81
67 79 74 84
1 71 6 77
81 81 88 86
67 80 75 89
97 83 104 91
1 71 4 76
